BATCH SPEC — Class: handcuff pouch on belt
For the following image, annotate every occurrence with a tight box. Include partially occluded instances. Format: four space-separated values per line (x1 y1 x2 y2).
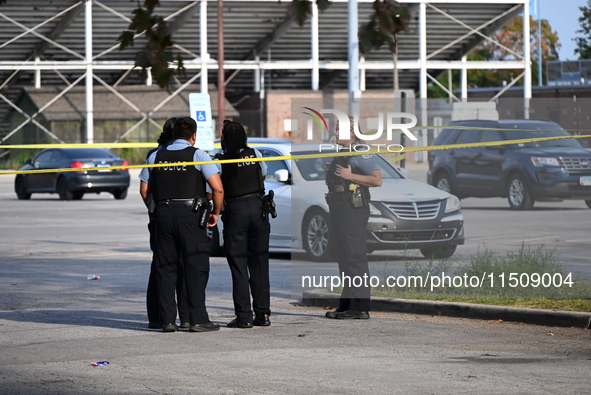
191 196 213 228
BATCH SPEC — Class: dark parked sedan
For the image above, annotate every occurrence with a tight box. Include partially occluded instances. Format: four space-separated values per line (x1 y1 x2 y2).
14 148 130 200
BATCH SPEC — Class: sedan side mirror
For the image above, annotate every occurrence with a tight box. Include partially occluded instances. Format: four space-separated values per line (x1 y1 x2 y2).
275 169 290 183
25 159 33 165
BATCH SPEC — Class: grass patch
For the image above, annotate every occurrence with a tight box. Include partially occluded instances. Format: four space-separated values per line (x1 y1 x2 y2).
434 298 591 312
365 244 591 312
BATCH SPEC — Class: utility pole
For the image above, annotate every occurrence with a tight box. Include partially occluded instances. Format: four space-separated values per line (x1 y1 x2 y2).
217 0 225 135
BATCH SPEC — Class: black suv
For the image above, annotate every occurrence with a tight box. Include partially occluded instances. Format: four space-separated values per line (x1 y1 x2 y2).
427 119 591 210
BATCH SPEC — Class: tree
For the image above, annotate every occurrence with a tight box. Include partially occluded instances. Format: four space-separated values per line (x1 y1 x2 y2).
475 16 559 61
358 0 411 90
117 0 333 89
429 15 560 97
469 16 560 87
118 0 184 90
575 0 591 59
287 0 331 26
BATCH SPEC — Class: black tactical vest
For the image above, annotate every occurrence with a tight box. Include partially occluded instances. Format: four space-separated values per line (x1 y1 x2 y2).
152 146 205 201
325 155 369 195
221 147 264 199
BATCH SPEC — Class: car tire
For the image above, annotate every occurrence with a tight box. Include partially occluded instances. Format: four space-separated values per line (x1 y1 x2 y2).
434 172 455 195
57 178 74 201
302 208 333 261
585 200 591 209
112 188 128 200
507 174 534 210
15 177 32 200
420 245 457 259
73 192 84 200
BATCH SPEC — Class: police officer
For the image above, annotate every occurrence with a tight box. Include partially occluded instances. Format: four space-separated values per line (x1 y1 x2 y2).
324 117 382 320
219 122 271 328
139 117 224 333
145 117 189 330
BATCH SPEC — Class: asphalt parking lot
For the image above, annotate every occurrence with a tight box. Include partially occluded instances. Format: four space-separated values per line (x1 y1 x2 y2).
0 165 590 394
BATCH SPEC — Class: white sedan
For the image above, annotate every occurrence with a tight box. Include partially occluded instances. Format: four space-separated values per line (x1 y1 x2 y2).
209 141 464 261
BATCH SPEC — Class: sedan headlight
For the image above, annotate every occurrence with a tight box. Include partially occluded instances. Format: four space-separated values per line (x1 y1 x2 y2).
531 157 560 167
369 202 382 216
444 195 461 213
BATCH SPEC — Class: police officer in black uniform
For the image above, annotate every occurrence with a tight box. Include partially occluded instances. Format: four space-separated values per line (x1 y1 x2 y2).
145 117 189 329
219 122 271 328
324 117 382 320
139 117 224 333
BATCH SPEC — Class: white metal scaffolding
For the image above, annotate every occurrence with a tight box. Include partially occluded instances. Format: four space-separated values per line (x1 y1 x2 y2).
0 0 531 144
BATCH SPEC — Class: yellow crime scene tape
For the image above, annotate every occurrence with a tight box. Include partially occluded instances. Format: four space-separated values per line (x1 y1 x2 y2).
1 132 590 176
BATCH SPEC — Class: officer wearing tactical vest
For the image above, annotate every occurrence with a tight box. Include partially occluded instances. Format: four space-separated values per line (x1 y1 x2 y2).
218 121 271 329
144 117 190 330
324 116 382 320
139 117 224 333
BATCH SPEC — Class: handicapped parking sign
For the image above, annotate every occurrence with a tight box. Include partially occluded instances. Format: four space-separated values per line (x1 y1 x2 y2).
196 111 207 122
189 93 214 151
189 93 213 127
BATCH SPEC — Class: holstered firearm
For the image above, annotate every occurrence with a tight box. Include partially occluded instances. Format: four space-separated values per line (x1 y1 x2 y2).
147 195 156 216
262 190 277 219
191 196 213 228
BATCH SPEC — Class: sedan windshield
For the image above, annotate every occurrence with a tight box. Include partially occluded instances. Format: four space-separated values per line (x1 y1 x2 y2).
294 152 403 181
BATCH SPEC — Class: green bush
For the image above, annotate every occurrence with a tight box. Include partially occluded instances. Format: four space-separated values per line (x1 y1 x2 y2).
0 147 151 170
111 147 152 165
0 149 41 170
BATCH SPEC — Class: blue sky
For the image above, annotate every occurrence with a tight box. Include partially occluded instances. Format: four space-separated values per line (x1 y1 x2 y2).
538 0 589 60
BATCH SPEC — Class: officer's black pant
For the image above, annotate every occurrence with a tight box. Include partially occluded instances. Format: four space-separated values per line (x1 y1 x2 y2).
328 200 371 312
146 218 189 325
153 205 211 325
222 196 271 323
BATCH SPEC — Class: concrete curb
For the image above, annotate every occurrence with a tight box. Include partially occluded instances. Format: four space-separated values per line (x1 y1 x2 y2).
302 289 591 329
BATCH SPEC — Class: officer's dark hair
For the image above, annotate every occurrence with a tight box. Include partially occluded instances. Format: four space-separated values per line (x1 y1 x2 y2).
156 117 177 146
221 122 248 153
221 121 249 179
173 117 197 140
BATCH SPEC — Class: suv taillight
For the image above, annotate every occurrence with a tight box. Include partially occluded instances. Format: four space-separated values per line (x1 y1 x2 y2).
121 160 129 171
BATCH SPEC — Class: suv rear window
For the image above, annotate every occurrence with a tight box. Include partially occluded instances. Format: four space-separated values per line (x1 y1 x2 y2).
455 130 482 145
502 128 581 148
433 129 459 145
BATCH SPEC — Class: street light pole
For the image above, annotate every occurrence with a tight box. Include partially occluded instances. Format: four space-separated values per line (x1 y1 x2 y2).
538 0 542 86
348 0 360 118
217 0 225 135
